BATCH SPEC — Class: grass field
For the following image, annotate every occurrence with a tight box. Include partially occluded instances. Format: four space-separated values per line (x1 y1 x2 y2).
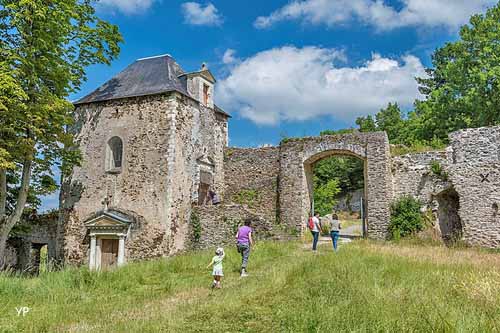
1 240 500 332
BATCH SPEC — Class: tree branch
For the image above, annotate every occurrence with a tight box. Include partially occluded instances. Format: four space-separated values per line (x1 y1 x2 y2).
8 158 32 225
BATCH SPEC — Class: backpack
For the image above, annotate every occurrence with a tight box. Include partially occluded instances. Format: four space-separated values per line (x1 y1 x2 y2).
308 217 315 230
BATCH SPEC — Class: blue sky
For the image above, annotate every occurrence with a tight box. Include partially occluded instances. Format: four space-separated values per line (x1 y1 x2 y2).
72 0 497 147
41 0 497 211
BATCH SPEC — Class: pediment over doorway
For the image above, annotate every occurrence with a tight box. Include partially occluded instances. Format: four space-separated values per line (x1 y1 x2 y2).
84 210 132 231
197 155 215 167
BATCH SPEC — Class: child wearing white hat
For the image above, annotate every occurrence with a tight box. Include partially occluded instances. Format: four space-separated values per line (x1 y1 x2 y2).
207 247 225 289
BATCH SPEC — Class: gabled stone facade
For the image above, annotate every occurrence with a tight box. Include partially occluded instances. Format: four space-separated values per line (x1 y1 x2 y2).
56 55 229 266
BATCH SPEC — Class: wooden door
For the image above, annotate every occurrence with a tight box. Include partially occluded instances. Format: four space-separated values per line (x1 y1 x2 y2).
198 171 213 205
198 183 210 205
101 239 118 268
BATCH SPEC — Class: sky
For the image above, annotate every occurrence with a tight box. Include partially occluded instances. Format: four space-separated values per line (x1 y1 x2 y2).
41 0 498 211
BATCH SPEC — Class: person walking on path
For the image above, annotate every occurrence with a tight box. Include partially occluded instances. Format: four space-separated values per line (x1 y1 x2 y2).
207 247 225 289
236 219 253 277
330 213 341 251
310 212 321 252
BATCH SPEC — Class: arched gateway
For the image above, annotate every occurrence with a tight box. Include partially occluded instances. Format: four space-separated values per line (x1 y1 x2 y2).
278 132 393 239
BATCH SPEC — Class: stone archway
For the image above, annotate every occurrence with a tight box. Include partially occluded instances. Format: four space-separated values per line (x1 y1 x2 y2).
278 132 393 239
435 187 463 244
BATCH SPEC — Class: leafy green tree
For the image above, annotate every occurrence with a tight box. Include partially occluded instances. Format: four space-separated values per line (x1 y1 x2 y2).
374 103 406 144
355 103 410 144
313 156 364 195
0 0 122 267
355 115 377 133
320 128 355 136
415 3 500 142
313 179 341 216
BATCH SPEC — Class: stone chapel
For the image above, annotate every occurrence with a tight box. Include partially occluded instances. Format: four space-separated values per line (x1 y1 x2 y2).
57 54 229 269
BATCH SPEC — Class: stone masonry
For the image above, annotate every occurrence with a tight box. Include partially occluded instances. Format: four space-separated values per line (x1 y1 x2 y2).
223 147 280 223
278 132 393 239
391 126 500 247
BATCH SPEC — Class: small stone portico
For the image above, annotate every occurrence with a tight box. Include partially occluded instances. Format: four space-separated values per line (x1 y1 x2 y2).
84 210 132 270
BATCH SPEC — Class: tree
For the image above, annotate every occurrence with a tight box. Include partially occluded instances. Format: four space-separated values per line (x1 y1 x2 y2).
313 179 341 217
313 156 364 195
415 3 500 142
355 103 409 144
0 0 122 267
374 103 406 144
355 115 377 133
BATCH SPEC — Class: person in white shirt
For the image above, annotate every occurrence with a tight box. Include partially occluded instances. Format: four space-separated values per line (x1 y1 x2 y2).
311 212 321 251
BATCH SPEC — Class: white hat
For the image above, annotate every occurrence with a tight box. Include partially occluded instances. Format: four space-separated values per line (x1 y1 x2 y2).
216 247 224 255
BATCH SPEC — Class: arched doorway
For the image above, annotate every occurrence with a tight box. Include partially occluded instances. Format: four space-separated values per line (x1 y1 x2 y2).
304 151 367 237
278 132 393 239
435 187 463 244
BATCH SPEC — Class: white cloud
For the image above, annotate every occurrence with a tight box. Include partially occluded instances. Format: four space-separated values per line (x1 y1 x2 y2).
254 0 496 31
97 0 156 14
216 46 426 125
181 2 223 26
222 49 238 65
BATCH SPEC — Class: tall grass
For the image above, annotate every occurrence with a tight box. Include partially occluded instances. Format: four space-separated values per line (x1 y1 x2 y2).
1 241 500 332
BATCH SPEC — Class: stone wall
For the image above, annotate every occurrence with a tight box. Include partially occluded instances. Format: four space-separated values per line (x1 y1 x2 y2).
391 151 449 206
446 126 500 247
334 189 364 212
223 147 280 224
167 94 227 254
390 126 500 248
57 103 500 261
5 213 58 272
189 204 280 250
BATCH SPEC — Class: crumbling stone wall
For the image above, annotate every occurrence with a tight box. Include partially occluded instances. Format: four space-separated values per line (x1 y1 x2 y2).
334 189 364 213
446 126 500 247
391 151 449 205
391 151 453 239
189 204 280 250
390 126 500 248
59 92 228 265
223 147 280 224
5 213 57 272
168 94 227 253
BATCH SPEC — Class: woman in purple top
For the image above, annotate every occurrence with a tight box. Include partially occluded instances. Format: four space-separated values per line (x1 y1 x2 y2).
235 219 253 277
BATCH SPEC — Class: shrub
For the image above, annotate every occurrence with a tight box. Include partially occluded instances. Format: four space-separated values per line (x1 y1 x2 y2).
430 160 448 181
389 196 424 239
320 221 330 236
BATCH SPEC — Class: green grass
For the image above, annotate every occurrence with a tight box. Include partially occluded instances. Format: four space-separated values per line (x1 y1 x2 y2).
2 240 500 332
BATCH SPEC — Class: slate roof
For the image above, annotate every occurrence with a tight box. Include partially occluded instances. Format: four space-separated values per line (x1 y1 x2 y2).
75 54 188 105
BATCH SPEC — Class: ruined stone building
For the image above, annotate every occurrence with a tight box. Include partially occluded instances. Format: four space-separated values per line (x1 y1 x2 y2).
5 54 500 272
56 54 229 269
